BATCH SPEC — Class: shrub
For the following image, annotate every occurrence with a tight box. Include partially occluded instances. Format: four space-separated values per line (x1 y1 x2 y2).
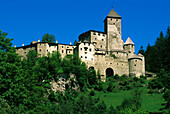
114 74 120 80
90 90 95 96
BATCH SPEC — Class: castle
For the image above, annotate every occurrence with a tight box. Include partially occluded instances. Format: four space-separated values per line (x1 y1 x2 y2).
16 9 145 81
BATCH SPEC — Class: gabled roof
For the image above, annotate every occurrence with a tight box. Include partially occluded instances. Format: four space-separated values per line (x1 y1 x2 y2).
124 37 135 45
107 9 121 18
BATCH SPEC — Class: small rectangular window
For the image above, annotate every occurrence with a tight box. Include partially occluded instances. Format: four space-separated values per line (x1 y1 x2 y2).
62 50 64 53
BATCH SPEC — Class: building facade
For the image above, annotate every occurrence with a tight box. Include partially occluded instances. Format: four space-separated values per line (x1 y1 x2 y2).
16 9 145 81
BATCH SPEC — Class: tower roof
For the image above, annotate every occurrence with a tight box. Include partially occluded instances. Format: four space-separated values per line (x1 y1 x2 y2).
124 37 134 45
107 9 121 18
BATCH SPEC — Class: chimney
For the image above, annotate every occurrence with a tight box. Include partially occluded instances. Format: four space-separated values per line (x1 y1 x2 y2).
22 43 24 46
38 39 40 42
56 40 58 43
70 42 72 45
14 45 16 48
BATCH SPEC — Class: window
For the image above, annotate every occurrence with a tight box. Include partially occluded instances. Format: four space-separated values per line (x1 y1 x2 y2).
117 63 118 65
84 47 88 51
103 34 105 37
111 19 112 21
62 46 63 48
113 23 115 25
100 45 102 48
98 33 100 36
44 44 46 46
67 46 69 48
85 56 87 59
69 51 70 53
52 51 54 53
24 52 26 54
95 38 97 40
62 50 64 53
47 50 48 52
116 19 118 21
117 52 118 54
39 49 41 51
85 52 87 54
135 60 137 62
129 51 131 53
81 56 83 58
80 48 82 50
91 58 93 61
110 63 112 64
102 39 104 41
93 32 96 35
134 64 136 66
89 48 91 52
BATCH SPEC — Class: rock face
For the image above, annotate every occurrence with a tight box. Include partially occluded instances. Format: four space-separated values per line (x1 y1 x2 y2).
50 73 79 92
15 8 145 81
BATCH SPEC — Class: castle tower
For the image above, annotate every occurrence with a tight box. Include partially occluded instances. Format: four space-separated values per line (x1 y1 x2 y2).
104 9 124 51
124 37 135 57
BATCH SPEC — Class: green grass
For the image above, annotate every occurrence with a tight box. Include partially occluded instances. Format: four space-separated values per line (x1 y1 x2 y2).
83 87 165 112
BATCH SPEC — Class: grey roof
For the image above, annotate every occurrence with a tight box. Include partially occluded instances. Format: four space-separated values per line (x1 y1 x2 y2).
83 40 89 43
128 54 142 60
138 53 144 57
124 37 135 45
107 9 121 18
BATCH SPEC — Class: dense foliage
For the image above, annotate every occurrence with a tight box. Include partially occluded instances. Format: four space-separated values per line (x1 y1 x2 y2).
138 26 170 73
0 28 169 113
42 33 56 43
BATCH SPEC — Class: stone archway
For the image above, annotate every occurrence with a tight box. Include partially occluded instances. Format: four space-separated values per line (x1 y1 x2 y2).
106 68 114 77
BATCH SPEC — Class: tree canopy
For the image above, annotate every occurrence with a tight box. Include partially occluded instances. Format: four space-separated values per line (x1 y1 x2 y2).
42 33 56 43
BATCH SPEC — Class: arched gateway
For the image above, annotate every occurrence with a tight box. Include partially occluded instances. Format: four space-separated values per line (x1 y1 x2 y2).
106 68 114 77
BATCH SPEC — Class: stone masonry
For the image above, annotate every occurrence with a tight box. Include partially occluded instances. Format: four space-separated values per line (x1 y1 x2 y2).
15 9 145 82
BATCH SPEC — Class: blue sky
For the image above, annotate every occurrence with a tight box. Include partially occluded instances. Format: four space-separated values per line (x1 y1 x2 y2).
0 0 169 53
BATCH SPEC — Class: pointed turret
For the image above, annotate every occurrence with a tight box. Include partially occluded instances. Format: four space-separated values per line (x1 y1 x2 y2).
124 37 135 56
104 8 124 51
107 9 121 18
124 37 134 45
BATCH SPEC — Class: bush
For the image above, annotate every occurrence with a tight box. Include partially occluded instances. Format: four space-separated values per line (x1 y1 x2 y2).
90 90 95 96
114 74 120 80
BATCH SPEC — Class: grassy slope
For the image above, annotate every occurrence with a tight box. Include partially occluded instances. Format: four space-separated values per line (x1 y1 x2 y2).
86 87 165 112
